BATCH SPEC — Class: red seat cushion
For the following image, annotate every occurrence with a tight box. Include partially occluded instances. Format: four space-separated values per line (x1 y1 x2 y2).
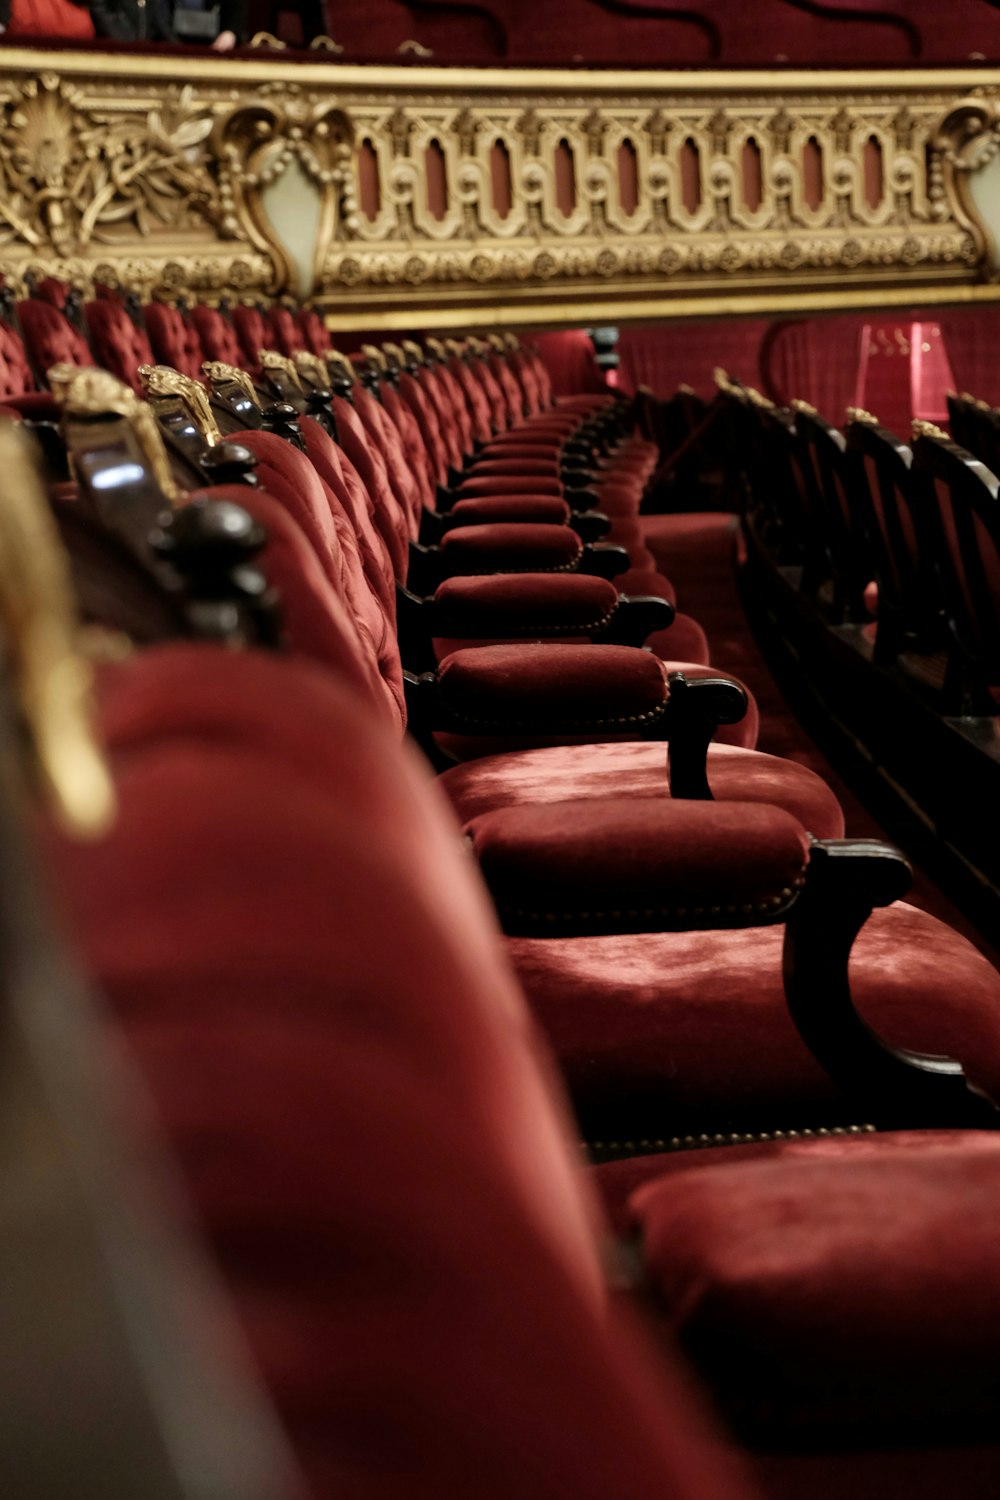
438 738 844 835
625 1131 1000 1441
506 901 1000 1124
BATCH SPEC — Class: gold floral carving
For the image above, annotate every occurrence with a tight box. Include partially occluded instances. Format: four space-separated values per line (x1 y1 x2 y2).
0 51 999 324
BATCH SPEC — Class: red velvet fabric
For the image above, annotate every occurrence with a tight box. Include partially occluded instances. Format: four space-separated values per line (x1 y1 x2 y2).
647 613 712 670
440 521 583 574
0 322 35 397
190 304 244 368
235 428 405 730
448 355 494 445
433 572 619 636
353 384 424 537
447 495 571 527
629 1132 1000 1440
83 300 154 392
436 642 669 729
415 365 464 474
43 643 756 1500
427 362 475 456
297 306 331 357
470 458 563 480
458 475 565 499
438 738 844 835
231 304 272 367
181 482 376 703
467 799 811 932
29 276 71 307
617 322 769 400
298 417 397 621
479 441 565 458
18 298 94 381
396 368 451 488
330 393 411 580
6 0 94 36
507 900 1000 1121
1 390 59 419
469 355 510 433
268 304 306 356
638 513 740 581
533 331 609 397
380 380 437 512
143 302 205 382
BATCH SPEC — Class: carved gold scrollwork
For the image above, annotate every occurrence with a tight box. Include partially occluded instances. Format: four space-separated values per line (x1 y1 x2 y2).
210 99 353 294
0 51 995 322
0 75 215 258
138 363 222 445
202 360 261 407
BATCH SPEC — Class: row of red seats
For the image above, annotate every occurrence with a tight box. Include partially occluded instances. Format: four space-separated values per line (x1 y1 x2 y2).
9 320 1000 1496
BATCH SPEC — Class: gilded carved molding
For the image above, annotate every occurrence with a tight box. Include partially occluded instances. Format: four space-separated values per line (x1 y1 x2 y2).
1 50 1000 324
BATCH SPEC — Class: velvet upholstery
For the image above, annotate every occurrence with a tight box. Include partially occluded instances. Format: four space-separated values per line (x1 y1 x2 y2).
435 642 669 730
447 495 572 527
297 306 331 357
143 301 205 381
330 392 411 578
648 613 712 669
268 303 306 356
298 416 398 620
235 428 406 730
438 739 844 835
43 643 756 1500
18 298 95 380
628 1133 1000 1441
231 303 272 367
0 321 36 397
470 458 563 480
439 521 583 574
397 368 452 486
353 383 425 537
83 300 154 391
181 482 378 703
379 380 437 512
448 355 495 444
190 304 244 368
507 901 1000 1123
433 573 620 635
467 799 811 934
458 474 567 500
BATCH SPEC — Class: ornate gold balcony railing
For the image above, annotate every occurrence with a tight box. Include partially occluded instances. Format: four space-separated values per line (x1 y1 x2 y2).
2 47 1000 328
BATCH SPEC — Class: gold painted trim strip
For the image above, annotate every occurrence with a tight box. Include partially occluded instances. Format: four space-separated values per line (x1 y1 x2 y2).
4 48 1000 92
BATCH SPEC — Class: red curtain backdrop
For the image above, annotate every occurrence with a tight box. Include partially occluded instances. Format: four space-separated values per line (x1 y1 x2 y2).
616 321 770 400
759 316 868 417
938 308 1000 409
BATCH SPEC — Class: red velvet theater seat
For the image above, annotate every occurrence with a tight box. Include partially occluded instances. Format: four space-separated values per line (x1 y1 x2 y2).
189 303 244 369
83 299 155 393
268 302 307 357
297 305 331 357
42 637 1000 1500
143 301 205 383
18 297 95 384
43 642 757 1500
0 319 37 400
231 302 274 368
